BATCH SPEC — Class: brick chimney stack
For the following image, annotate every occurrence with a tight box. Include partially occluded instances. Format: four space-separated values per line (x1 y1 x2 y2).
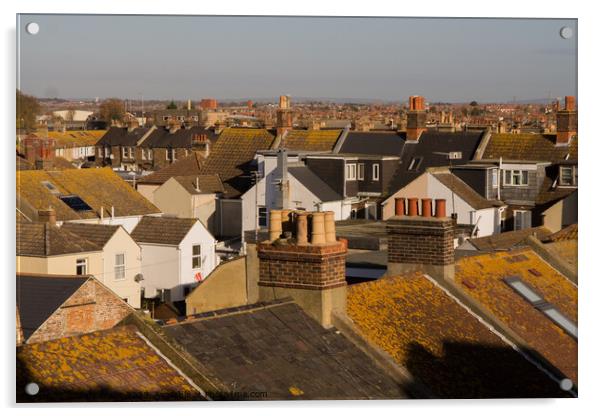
556 96 577 146
406 95 427 142
387 198 455 282
257 210 347 327
276 95 293 137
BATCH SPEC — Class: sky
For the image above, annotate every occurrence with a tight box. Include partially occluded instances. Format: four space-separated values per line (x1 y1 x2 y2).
17 15 577 103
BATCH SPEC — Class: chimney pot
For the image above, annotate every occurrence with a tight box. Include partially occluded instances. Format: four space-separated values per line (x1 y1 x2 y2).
38 208 56 226
324 211 336 243
407 198 419 216
394 197 406 216
564 96 576 111
295 212 309 245
310 212 326 245
269 210 283 241
435 199 446 218
421 198 433 218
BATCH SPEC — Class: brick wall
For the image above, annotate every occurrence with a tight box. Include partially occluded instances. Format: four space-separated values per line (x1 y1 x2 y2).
257 240 347 290
387 217 454 267
27 279 132 344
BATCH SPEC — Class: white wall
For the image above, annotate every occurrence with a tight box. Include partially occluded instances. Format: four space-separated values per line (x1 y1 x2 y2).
177 222 218 301
140 244 180 301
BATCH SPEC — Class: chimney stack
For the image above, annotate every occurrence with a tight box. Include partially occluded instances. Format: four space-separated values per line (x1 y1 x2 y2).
386 196 454 282
259 210 347 328
406 95 427 142
38 208 56 227
276 95 293 137
556 96 577 146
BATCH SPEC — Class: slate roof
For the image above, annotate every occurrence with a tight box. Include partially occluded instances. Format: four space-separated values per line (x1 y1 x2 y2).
17 222 100 257
455 248 578 383
16 168 160 221
143 126 219 148
466 227 553 251
482 133 578 164
280 129 343 152
131 216 198 245
162 299 407 400
338 131 405 156
59 223 121 248
173 174 225 195
347 273 569 398
546 223 578 242
431 170 500 210
536 174 577 206
288 165 342 202
17 325 203 402
137 151 206 185
95 126 151 146
16 273 88 340
386 130 486 195
197 127 276 198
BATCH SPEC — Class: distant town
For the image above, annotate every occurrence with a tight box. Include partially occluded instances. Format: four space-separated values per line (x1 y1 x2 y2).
16 90 578 401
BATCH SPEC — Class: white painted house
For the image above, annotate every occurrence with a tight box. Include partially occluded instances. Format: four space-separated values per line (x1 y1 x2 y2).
241 151 351 237
130 216 219 302
382 168 506 237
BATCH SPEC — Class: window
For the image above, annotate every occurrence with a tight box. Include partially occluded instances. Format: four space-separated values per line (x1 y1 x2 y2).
60 195 92 212
503 169 528 186
559 166 577 186
148 149 153 160
76 258 87 275
408 157 423 171
258 207 267 227
115 253 125 280
166 148 177 161
345 163 357 180
141 148 147 160
491 169 499 187
514 210 531 231
192 244 201 269
372 163 380 181
357 163 365 180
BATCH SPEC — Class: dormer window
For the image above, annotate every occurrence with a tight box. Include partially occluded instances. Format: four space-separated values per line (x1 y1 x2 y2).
408 157 423 171
345 163 357 180
503 169 528 186
559 166 577 187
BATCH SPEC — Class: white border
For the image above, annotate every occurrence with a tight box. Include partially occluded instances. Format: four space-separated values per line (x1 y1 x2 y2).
3 0 600 415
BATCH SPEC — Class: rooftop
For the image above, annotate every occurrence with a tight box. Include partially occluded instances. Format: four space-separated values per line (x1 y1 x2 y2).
455 248 578 383
137 151 206 185
131 216 198 245
347 273 568 398
17 325 203 402
465 226 553 251
482 133 578 164
280 129 343 152
59 222 121 248
17 222 100 257
162 299 407 400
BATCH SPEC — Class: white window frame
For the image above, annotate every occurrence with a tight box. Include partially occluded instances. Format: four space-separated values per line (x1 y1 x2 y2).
166 148 177 161
503 169 529 186
76 258 88 275
115 253 126 280
345 163 357 181
372 163 380 181
192 244 202 269
357 163 365 180
513 210 531 231
141 148 147 160
491 168 498 187
408 157 422 171
559 166 577 186
258 206 268 227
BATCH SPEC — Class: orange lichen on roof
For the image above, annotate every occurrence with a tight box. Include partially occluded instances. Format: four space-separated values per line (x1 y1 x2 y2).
347 273 568 398
17 325 200 401
545 240 577 272
17 168 160 220
281 129 342 152
483 133 578 162
546 224 578 242
455 247 577 382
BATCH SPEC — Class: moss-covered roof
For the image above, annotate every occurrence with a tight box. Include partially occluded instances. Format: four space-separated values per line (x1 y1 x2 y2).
280 129 343 152
483 133 577 163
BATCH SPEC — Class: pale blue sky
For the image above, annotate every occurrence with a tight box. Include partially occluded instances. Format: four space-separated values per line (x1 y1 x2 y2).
17 15 577 102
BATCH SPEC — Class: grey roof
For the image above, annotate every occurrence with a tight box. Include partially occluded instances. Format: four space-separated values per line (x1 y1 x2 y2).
16 274 88 340
162 299 407 400
338 131 406 156
17 222 101 257
144 126 219 148
431 171 501 210
59 223 121 248
96 126 150 146
131 216 198 245
288 166 342 202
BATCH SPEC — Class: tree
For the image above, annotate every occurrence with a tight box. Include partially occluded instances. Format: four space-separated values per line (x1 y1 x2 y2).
99 98 125 123
166 100 178 110
469 101 478 107
16 89 40 132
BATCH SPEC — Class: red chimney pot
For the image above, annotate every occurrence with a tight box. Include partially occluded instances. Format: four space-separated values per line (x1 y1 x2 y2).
408 198 419 216
435 199 446 218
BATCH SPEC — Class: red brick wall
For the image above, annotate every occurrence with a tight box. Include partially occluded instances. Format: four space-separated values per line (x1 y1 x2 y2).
27 279 132 344
387 217 454 266
257 240 347 290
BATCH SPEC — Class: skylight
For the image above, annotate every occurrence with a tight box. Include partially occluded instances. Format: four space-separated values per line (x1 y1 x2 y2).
408 157 423 171
59 195 93 212
41 180 59 194
540 306 578 339
505 278 544 304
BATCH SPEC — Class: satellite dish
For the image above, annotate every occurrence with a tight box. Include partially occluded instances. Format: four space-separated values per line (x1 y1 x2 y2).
134 273 144 282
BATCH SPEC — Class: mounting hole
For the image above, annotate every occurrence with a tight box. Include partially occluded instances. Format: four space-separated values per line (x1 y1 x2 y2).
26 22 40 35
25 382 39 396
559 378 573 391
559 26 573 40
